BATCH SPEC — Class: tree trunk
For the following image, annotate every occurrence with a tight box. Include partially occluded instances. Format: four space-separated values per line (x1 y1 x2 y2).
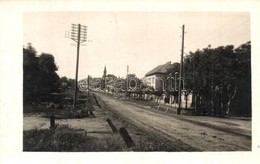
220 85 228 118
226 84 237 117
220 95 223 117
210 80 214 116
191 90 196 108
226 101 231 117
197 92 200 110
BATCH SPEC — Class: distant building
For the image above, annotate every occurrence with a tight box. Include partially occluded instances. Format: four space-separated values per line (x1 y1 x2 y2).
105 74 117 92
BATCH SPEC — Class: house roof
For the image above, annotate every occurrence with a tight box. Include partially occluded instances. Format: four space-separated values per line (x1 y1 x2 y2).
145 61 174 77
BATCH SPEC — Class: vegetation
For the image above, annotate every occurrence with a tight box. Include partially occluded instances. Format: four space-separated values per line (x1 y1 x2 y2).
23 43 60 103
183 41 251 117
23 124 179 151
23 125 123 152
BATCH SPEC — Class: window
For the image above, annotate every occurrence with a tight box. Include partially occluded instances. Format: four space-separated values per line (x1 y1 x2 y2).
151 77 155 84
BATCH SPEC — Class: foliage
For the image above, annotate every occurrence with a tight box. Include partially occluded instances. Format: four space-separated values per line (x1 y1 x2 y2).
38 53 60 97
58 76 75 96
23 43 60 103
23 43 39 102
23 125 124 151
24 125 90 151
183 41 251 117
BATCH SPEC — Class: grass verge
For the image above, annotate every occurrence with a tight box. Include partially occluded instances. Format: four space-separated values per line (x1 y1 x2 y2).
23 124 125 152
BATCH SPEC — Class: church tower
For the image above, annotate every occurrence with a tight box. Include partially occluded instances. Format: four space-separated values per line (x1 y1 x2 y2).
101 65 107 90
102 65 107 79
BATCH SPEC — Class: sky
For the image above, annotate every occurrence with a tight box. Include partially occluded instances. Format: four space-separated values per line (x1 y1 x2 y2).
23 12 250 80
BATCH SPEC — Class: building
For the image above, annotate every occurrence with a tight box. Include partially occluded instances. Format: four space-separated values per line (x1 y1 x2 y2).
145 61 174 91
105 74 117 92
144 61 193 111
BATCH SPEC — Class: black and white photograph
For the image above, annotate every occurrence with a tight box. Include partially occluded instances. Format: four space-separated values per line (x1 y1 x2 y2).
22 11 251 152
1 0 260 163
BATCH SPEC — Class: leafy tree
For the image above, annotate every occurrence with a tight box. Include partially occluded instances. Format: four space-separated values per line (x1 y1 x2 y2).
183 41 251 117
23 43 60 103
37 53 60 97
23 43 39 102
58 76 75 95
127 74 140 91
232 41 251 116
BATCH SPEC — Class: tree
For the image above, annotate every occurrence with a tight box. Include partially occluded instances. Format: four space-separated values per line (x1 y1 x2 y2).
127 74 140 91
23 43 60 103
23 43 38 102
37 53 60 97
58 76 72 93
183 41 251 117
232 41 251 116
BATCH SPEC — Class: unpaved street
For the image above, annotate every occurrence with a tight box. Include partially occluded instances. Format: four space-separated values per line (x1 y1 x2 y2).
95 92 251 151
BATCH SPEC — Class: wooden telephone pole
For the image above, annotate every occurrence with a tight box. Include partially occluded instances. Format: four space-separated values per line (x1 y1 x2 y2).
177 25 185 115
126 65 129 99
70 24 87 107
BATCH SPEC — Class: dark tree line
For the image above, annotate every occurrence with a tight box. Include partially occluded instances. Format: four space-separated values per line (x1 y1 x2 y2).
23 43 60 103
183 41 251 117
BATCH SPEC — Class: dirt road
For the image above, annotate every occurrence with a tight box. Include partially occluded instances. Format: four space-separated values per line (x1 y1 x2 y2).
95 92 251 151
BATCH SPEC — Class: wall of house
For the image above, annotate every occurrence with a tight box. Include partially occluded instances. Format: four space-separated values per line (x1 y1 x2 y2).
162 94 192 109
155 74 166 92
145 73 193 109
145 75 156 89
143 92 193 109
180 93 193 109
145 74 167 91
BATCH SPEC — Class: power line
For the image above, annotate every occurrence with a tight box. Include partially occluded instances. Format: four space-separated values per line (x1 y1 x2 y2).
188 19 250 49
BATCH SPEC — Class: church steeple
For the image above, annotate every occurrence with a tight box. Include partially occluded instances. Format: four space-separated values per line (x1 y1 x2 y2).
103 65 107 78
102 65 107 90
104 65 107 76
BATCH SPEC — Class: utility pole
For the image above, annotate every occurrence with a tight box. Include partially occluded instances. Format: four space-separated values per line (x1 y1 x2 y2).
70 24 87 107
87 75 90 96
177 25 185 115
126 65 129 99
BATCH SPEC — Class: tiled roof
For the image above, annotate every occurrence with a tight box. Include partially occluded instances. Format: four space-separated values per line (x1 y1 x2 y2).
145 61 173 77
